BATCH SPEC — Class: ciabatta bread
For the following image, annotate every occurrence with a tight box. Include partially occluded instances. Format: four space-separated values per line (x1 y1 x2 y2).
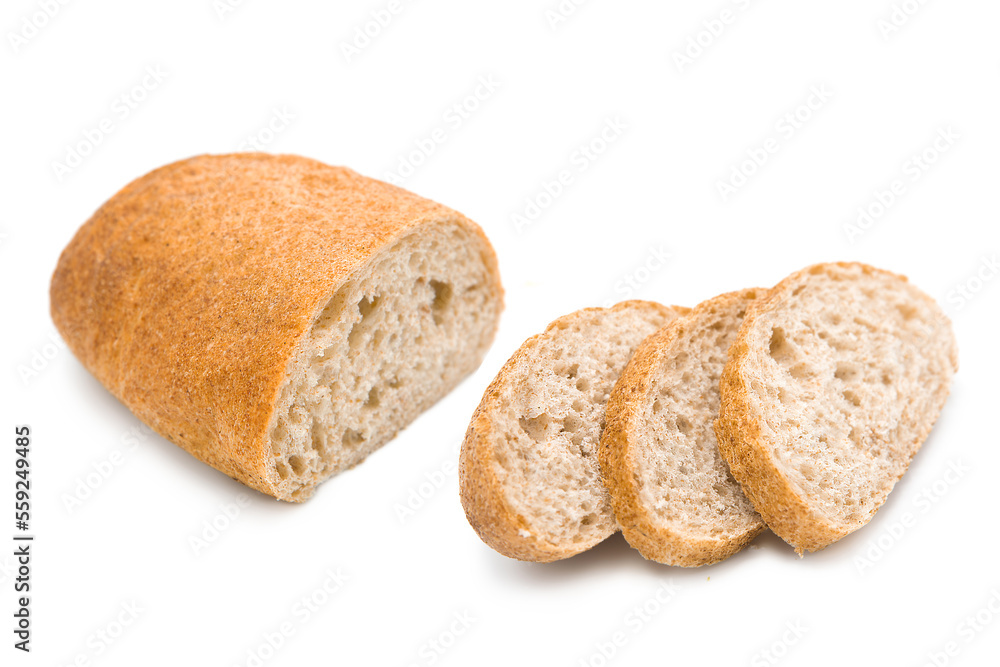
714 263 958 553
460 301 687 561
51 153 503 502
601 289 766 566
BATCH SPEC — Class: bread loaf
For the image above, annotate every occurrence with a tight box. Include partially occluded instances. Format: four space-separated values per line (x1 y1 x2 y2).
51 153 503 502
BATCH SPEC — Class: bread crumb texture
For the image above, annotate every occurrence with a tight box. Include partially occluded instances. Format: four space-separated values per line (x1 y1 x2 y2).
601 288 765 566
715 262 957 553
459 301 686 562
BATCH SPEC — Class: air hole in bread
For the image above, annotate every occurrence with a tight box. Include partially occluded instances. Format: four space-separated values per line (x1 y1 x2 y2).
789 362 812 379
288 455 307 475
769 327 793 363
310 421 326 453
359 294 379 317
364 386 380 409
676 415 693 436
842 389 862 407
429 279 452 324
519 414 552 442
834 363 859 382
562 413 582 433
347 296 378 351
342 429 363 449
897 302 918 321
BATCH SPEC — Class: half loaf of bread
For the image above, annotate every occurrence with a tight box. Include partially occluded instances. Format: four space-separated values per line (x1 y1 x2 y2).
600 288 766 566
459 301 687 561
51 153 503 501
714 262 958 553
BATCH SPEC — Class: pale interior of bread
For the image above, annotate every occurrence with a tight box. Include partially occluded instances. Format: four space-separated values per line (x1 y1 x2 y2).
740 265 957 531
488 305 679 551
632 291 762 544
268 221 499 500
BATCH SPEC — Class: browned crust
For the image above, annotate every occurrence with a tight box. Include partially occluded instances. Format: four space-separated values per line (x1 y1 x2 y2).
51 153 503 501
600 289 766 567
459 300 688 562
713 262 958 554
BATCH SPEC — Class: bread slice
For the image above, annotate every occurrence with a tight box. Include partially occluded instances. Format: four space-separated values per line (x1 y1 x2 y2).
459 301 687 561
714 262 958 553
600 289 766 566
50 153 503 502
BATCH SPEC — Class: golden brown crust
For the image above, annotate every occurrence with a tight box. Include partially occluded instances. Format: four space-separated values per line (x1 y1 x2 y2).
459 301 687 562
713 262 957 554
600 289 765 567
51 153 502 501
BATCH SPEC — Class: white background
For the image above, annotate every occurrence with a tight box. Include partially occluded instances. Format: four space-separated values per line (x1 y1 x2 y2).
2 0 999 665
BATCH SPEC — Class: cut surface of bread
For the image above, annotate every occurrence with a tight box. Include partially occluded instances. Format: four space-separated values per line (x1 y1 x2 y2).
460 301 687 562
715 262 958 553
271 224 500 500
601 289 766 566
50 153 503 501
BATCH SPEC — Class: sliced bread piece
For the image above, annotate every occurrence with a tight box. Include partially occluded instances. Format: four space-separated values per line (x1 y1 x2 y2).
600 288 766 566
459 301 687 562
715 262 958 554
